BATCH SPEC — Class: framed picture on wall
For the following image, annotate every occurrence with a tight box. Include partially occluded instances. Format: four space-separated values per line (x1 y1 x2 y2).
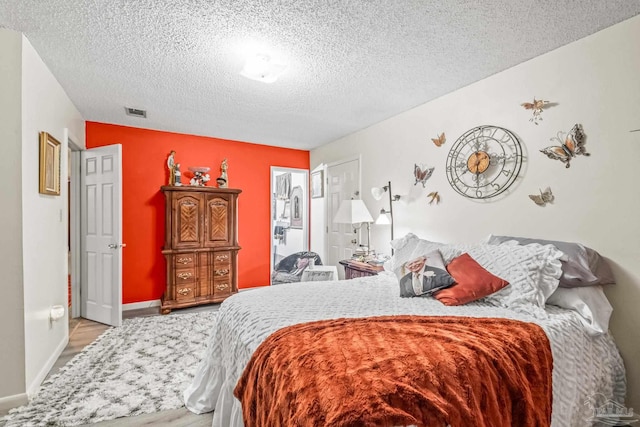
311 170 323 198
39 132 61 196
290 186 303 228
276 172 292 200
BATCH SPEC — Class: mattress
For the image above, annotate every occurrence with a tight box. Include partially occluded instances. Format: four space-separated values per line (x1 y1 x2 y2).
184 272 626 427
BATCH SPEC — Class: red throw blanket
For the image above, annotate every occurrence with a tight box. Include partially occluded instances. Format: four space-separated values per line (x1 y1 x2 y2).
234 315 552 427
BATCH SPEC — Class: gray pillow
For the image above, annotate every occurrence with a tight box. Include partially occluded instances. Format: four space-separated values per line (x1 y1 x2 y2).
486 235 615 287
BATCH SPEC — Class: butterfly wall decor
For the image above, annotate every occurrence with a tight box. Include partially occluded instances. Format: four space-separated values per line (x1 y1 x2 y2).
521 98 550 125
529 187 554 206
540 123 590 168
414 164 434 187
431 132 446 147
427 191 440 205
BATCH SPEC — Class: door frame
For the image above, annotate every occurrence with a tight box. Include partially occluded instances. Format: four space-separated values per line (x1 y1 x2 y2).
269 166 310 284
324 155 362 269
66 129 82 319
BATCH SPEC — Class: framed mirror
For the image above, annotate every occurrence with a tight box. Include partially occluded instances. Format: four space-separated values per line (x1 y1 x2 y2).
270 167 309 285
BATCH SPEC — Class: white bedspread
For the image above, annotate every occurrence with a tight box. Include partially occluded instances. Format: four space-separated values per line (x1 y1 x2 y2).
184 273 626 427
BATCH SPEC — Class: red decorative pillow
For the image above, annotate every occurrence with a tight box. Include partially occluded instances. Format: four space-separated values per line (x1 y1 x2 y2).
434 253 509 306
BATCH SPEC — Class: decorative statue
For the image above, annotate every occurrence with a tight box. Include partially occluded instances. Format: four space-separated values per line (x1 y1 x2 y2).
190 172 211 186
167 151 176 185
217 158 228 188
173 163 182 186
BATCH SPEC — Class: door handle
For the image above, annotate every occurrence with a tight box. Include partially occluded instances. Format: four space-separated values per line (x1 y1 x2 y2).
108 243 127 249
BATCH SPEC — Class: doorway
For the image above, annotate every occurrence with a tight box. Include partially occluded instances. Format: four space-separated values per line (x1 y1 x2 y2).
68 136 81 319
270 167 309 285
326 157 360 277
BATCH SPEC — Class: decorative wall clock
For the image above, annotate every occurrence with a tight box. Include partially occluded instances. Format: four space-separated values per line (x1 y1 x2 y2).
446 125 523 200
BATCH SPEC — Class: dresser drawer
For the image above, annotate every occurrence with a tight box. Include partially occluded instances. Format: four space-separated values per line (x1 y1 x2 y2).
213 251 231 264
174 253 196 267
213 266 231 279
175 285 195 301
213 279 232 298
174 267 195 284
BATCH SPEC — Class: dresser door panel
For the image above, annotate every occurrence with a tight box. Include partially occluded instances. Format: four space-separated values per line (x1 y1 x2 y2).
204 195 232 247
172 195 203 248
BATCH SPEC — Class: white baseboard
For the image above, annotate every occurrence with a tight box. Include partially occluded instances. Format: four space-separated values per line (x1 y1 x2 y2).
26 333 68 398
0 392 28 411
123 300 161 311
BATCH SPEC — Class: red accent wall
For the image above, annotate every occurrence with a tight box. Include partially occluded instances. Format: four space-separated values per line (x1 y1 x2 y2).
86 122 310 304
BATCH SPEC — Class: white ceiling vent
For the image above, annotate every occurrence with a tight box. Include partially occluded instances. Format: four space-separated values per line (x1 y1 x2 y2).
125 107 147 118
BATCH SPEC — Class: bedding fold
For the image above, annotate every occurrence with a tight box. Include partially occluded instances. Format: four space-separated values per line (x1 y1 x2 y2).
234 315 553 427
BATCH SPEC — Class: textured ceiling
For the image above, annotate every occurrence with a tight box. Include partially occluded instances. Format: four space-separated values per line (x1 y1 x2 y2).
1 1 639 150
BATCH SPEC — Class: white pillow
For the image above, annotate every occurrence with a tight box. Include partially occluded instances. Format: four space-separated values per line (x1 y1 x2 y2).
546 286 612 336
438 241 563 312
389 233 443 272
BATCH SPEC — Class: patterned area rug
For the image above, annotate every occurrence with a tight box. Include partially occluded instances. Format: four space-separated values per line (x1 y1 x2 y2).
1 311 218 426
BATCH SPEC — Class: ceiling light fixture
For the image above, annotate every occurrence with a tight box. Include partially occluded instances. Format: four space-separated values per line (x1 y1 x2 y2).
240 53 287 83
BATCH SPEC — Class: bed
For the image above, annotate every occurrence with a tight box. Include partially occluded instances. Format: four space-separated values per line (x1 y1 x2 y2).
184 237 626 427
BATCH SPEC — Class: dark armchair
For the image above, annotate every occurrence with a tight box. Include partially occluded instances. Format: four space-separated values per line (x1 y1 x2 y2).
271 251 323 285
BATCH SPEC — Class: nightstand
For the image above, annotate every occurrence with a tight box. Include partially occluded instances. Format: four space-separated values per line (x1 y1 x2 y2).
339 259 384 279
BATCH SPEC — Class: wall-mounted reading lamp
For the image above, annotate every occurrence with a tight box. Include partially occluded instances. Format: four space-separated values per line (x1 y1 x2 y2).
371 181 400 252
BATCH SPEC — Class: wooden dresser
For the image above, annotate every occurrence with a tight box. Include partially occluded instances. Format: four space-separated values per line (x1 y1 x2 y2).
161 186 241 314
339 259 384 280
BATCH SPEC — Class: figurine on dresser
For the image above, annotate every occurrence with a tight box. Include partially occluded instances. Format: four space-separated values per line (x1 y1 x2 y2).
166 150 182 186
167 151 176 185
217 158 229 188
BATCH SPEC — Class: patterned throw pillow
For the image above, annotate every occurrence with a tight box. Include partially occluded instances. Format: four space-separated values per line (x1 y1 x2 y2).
434 253 509 306
394 250 455 297
438 241 563 311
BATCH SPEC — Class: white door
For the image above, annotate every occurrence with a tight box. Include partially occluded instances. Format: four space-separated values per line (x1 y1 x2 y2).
326 158 359 277
80 144 123 326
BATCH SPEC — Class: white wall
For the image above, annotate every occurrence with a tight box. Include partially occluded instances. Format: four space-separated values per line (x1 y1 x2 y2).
311 15 640 411
20 35 85 396
0 28 27 409
0 27 85 409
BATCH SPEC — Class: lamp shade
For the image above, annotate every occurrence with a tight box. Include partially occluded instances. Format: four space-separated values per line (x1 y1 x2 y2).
375 211 391 225
333 199 374 224
371 186 385 201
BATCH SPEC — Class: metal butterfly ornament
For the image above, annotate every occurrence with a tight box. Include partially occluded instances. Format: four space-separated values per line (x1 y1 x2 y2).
431 133 446 147
427 191 440 205
529 187 554 206
540 124 590 168
414 164 434 187
521 98 550 125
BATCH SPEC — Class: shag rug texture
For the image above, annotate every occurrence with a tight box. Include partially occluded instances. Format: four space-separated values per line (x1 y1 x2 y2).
0 311 218 426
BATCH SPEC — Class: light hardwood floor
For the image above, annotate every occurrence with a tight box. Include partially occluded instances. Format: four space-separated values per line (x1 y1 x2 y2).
3 305 219 426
